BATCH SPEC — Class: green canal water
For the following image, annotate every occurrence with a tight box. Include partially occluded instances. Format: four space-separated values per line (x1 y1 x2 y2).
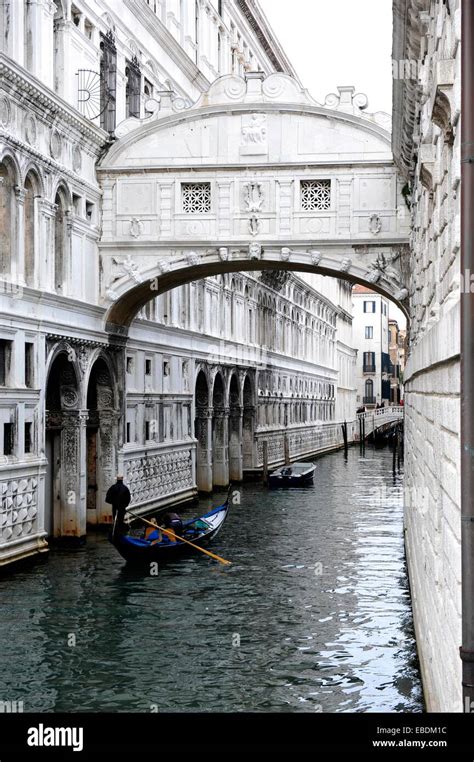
1 446 423 712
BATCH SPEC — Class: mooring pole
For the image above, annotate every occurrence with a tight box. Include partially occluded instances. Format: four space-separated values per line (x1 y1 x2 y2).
393 426 398 475
461 0 474 712
342 420 348 456
262 440 268 486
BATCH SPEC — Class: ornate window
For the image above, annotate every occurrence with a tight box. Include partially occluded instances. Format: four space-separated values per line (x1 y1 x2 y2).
300 180 331 211
125 56 141 119
100 31 117 134
181 182 211 213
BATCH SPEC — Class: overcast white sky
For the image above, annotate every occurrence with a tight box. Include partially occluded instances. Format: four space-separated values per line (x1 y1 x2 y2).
259 0 405 326
259 0 393 115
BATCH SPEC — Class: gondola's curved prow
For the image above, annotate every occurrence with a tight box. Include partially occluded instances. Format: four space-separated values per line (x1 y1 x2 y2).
109 488 232 564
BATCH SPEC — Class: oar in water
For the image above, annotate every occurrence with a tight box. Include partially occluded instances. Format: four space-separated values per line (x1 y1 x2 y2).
127 510 232 566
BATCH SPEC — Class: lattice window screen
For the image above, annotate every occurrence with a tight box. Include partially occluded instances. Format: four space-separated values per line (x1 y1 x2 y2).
300 180 331 210
181 183 211 213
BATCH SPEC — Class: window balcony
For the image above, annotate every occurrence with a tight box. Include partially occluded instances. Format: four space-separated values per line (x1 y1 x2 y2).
363 364 376 373
363 396 376 404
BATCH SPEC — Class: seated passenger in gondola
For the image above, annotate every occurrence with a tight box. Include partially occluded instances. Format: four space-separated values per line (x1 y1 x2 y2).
161 512 183 542
144 518 163 544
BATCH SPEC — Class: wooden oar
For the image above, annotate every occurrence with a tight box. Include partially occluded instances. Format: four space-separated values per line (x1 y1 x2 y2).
127 510 232 566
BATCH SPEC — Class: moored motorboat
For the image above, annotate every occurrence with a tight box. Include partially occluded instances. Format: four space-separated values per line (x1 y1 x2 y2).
268 462 316 488
109 496 230 563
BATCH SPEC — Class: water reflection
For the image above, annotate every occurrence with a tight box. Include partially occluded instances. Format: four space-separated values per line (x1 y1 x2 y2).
0 446 422 712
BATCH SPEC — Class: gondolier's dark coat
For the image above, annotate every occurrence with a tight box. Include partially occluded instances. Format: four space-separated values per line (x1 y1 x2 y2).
105 480 131 523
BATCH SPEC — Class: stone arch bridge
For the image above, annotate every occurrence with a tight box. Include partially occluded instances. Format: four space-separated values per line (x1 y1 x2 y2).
356 406 404 441
97 72 411 335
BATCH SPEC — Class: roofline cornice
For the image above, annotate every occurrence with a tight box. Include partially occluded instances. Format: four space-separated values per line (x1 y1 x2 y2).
0 53 108 152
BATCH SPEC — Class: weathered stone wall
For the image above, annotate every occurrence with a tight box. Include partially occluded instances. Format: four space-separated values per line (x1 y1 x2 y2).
393 0 461 711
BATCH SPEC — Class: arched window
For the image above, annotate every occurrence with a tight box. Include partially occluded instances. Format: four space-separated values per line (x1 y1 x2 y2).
54 190 67 292
24 173 38 286
365 379 374 402
0 161 14 275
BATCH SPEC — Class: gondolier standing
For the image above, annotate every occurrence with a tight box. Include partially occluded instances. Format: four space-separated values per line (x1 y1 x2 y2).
106 475 131 537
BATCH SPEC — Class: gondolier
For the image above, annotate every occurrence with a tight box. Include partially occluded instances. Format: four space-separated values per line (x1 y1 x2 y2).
106 475 131 535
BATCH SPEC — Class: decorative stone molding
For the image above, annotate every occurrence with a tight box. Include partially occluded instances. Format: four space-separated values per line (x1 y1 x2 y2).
50 129 62 160
0 95 11 127
186 250 201 266
24 114 37 146
243 181 264 212
129 218 143 239
72 145 82 172
310 250 322 265
248 242 262 260
240 113 267 155
121 254 143 283
157 259 170 273
280 247 291 261
218 247 229 261
0 477 38 543
126 449 194 506
369 214 382 235
339 257 352 272
419 143 436 190
324 86 369 114
249 215 260 236
431 59 455 144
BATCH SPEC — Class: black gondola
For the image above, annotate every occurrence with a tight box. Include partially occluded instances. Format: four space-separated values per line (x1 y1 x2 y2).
109 496 230 563
268 462 316 488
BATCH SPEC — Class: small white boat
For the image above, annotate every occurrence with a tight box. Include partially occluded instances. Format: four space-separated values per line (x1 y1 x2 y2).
268 462 316 488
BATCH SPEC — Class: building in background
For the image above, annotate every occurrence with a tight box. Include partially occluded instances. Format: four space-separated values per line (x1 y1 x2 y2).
388 319 405 403
352 285 390 408
0 0 358 567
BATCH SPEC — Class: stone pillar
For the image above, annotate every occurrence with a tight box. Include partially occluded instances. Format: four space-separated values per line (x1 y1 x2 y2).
196 407 213 492
38 199 56 292
242 405 256 469
52 18 74 100
13 186 25 287
228 406 243 481
96 410 119 524
26 0 54 84
59 410 88 538
7 0 25 62
212 406 229 487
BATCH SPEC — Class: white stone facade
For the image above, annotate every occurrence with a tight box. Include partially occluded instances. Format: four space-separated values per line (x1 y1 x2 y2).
0 0 367 567
393 0 461 711
352 286 391 408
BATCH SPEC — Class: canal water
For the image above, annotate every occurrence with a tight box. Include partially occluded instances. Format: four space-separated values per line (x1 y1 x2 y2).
1 446 423 713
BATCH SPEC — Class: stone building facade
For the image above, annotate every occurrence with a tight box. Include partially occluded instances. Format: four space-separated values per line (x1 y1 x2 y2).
352 285 391 408
393 0 461 711
0 0 362 566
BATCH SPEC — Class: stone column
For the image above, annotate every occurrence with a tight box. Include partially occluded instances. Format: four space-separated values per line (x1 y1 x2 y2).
196 407 213 492
96 410 119 524
228 405 243 481
60 410 88 538
38 199 56 292
212 406 229 487
242 404 256 470
52 18 75 100
13 186 26 287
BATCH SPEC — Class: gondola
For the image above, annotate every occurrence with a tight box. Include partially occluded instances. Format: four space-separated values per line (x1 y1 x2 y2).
268 462 316 489
109 495 230 563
